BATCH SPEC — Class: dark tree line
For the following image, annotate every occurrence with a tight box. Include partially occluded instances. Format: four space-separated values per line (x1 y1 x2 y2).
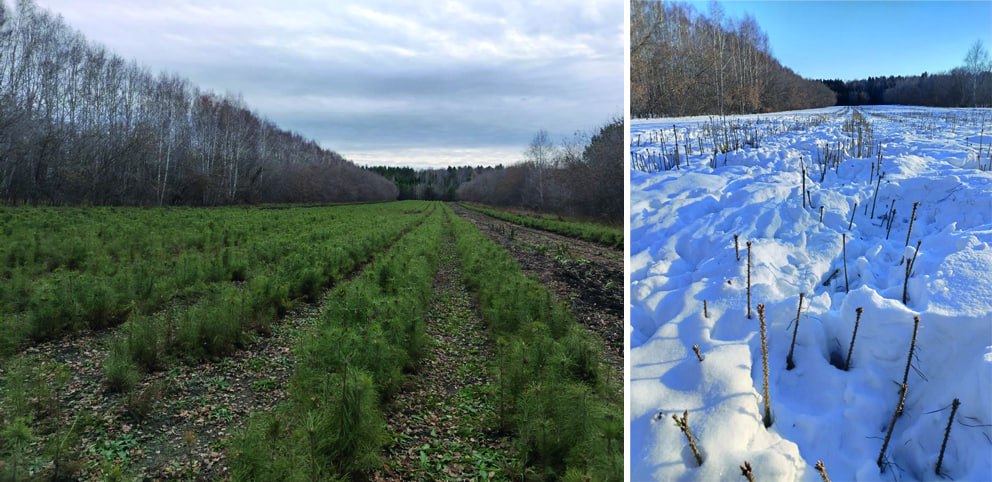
632 0 835 117
820 42 992 107
365 165 496 201
457 118 622 224
0 0 396 206
820 77 900 106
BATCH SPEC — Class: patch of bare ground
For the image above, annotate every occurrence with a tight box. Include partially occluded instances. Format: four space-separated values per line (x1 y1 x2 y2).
450 204 622 375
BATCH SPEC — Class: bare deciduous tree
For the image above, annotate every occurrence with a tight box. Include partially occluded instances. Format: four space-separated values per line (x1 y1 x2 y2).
457 118 622 224
0 0 397 206
964 40 991 107
631 0 835 117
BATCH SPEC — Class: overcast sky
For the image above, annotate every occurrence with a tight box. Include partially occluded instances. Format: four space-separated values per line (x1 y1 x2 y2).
31 0 623 168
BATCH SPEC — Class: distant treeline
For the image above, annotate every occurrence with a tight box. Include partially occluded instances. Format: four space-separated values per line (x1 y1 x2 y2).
457 118 623 224
364 166 496 201
820 42 992 107
366 118 623 224
0 0 396 206
631 0 835 117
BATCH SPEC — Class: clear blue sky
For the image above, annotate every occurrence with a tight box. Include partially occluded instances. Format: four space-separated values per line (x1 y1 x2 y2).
687 1 992 81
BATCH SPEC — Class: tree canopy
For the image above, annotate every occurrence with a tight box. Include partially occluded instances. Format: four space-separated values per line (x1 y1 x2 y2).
631 0 835 117
0 0 397 205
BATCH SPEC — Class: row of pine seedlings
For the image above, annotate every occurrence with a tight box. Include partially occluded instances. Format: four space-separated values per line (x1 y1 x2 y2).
447 209 623 480
669 110 962 480
0 203 433 479
228 205 442 480
0 208 278 358
100 205 428 398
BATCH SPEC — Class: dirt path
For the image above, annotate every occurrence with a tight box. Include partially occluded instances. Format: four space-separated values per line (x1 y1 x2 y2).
450 204 623 374
374 231 511 481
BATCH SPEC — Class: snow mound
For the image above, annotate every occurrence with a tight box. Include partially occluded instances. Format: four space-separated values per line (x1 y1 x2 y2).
631 106 992 481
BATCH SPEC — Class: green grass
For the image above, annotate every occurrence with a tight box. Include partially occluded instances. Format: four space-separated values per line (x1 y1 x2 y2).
459 203 622 248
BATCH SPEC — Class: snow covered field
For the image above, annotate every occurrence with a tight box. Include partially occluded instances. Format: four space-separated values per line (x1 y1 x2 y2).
629 106 992 481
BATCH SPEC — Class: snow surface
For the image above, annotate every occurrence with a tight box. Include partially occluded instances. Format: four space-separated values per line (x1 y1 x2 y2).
630 106 992 481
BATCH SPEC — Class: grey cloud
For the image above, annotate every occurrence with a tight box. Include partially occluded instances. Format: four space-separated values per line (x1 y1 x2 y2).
33 0 622 166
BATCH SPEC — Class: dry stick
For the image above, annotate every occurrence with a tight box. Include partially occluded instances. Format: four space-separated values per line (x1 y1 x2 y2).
758 304 772 428
905 202 920 248
844 307 864 371
885 207 897 240
673 410 703 466
740 461 755 482
848 202 857 230
786 292 805 370
870 172 884 219
693 344 704 362
877 383 908 471
909 240 922 277
901 316 921 386
807 189 814 209
735 234 740 261
901 201 920 264
802 166 807 209
819 205 825 224
876 146 884 183
935 398 961 476
747 242 753 319
815 460 832 482
842 234 850 293
704 300 709 318
898 316 921 416
902 261 912 305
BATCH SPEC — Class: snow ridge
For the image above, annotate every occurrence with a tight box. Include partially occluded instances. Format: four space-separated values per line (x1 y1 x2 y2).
630 106 992 481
